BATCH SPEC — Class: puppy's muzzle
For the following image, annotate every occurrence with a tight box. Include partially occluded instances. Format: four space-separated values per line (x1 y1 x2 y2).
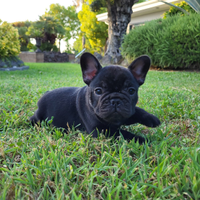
110 98 121 108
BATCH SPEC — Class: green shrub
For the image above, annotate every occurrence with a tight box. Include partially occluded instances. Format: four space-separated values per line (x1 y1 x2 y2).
27 42 37 51
0 20 20 58
0 56 24 68
121 13 200 69
12 21 31 51
40 42 59 52
26 16 65 52
163 1 195 18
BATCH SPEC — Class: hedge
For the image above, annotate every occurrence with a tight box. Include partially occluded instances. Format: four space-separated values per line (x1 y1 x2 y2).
0 20 20 58
121 13 200 69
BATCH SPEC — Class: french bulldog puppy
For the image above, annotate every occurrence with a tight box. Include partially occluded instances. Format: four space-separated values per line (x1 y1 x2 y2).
30 52 160 143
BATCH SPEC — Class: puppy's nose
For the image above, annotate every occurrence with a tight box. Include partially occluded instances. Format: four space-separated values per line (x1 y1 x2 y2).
111 99 121 107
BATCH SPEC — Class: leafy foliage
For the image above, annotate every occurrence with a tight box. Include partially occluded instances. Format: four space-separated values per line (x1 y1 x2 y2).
26 16 66 52
90 0 106 12
0 20 20 58
27 42 37 52
163 1 195 18
121 13 200 69
162 0 200 14
45 4 80 42
26 21 45 38
76 0 108 53
12 21 31 51
185 0 200 12
73 33 87 53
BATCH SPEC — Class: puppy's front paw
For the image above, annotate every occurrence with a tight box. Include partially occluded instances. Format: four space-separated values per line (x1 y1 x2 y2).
134 135 146 144
142 114 161 127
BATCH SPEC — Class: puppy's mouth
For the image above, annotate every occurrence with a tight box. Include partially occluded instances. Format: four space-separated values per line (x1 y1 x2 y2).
105 111 125 125
96 108 131 126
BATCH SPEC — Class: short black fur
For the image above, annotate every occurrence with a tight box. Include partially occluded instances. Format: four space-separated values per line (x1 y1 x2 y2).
30 53 160 144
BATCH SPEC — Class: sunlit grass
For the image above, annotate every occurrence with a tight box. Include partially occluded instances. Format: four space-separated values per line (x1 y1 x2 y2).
0 62 200 199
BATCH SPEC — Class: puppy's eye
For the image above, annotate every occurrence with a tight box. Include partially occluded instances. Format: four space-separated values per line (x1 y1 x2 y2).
95 88 102 95
128 88 135 95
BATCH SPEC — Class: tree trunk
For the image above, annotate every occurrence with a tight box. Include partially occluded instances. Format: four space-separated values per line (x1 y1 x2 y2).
105 0 136 64
59 39 61 52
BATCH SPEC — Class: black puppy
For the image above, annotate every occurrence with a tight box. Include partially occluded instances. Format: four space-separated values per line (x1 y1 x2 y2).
30 53 160 143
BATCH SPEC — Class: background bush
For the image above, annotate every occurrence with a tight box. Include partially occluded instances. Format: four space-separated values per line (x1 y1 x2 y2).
121 13 200 69
12 21 32 51
0 20 20 58
26 16 65 52
163 1 195 18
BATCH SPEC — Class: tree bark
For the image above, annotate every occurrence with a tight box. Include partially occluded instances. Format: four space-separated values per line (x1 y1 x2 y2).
105 0 136 64
58 39 61 52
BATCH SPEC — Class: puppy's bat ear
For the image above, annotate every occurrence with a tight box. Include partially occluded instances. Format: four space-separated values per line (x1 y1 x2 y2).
128 55 151 86
80 52 102 85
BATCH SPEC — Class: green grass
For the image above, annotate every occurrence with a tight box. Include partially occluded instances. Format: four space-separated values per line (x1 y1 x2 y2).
0 62 200 199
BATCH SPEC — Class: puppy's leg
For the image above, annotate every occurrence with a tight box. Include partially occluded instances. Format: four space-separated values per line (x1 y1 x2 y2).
29 116 37 126
29 109 41 126
118 129 146 144
89 127 146 144
125 107 160 127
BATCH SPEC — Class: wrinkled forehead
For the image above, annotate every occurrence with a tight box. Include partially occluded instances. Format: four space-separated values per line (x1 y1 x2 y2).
91 65 139 89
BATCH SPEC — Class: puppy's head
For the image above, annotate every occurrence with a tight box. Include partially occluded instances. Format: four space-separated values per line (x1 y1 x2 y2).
80 53 151 126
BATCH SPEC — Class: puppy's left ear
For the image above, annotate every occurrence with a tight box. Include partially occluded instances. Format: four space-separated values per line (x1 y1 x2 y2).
128 55 151 86
80 52 102 85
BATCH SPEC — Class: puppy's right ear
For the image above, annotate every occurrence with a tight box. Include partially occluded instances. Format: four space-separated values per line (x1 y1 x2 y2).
80 52 102 85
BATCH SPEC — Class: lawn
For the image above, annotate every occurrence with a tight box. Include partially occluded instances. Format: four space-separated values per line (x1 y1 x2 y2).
0 62 200 199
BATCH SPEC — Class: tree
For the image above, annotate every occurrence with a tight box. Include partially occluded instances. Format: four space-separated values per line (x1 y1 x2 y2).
90 0 137 64
26 21 44 38
45 4 80 51
26 16 66 52
77 0 108 53
40 15 66 52
12 21 31 51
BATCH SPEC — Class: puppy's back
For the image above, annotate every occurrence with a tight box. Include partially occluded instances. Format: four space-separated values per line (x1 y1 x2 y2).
30 87 83 129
